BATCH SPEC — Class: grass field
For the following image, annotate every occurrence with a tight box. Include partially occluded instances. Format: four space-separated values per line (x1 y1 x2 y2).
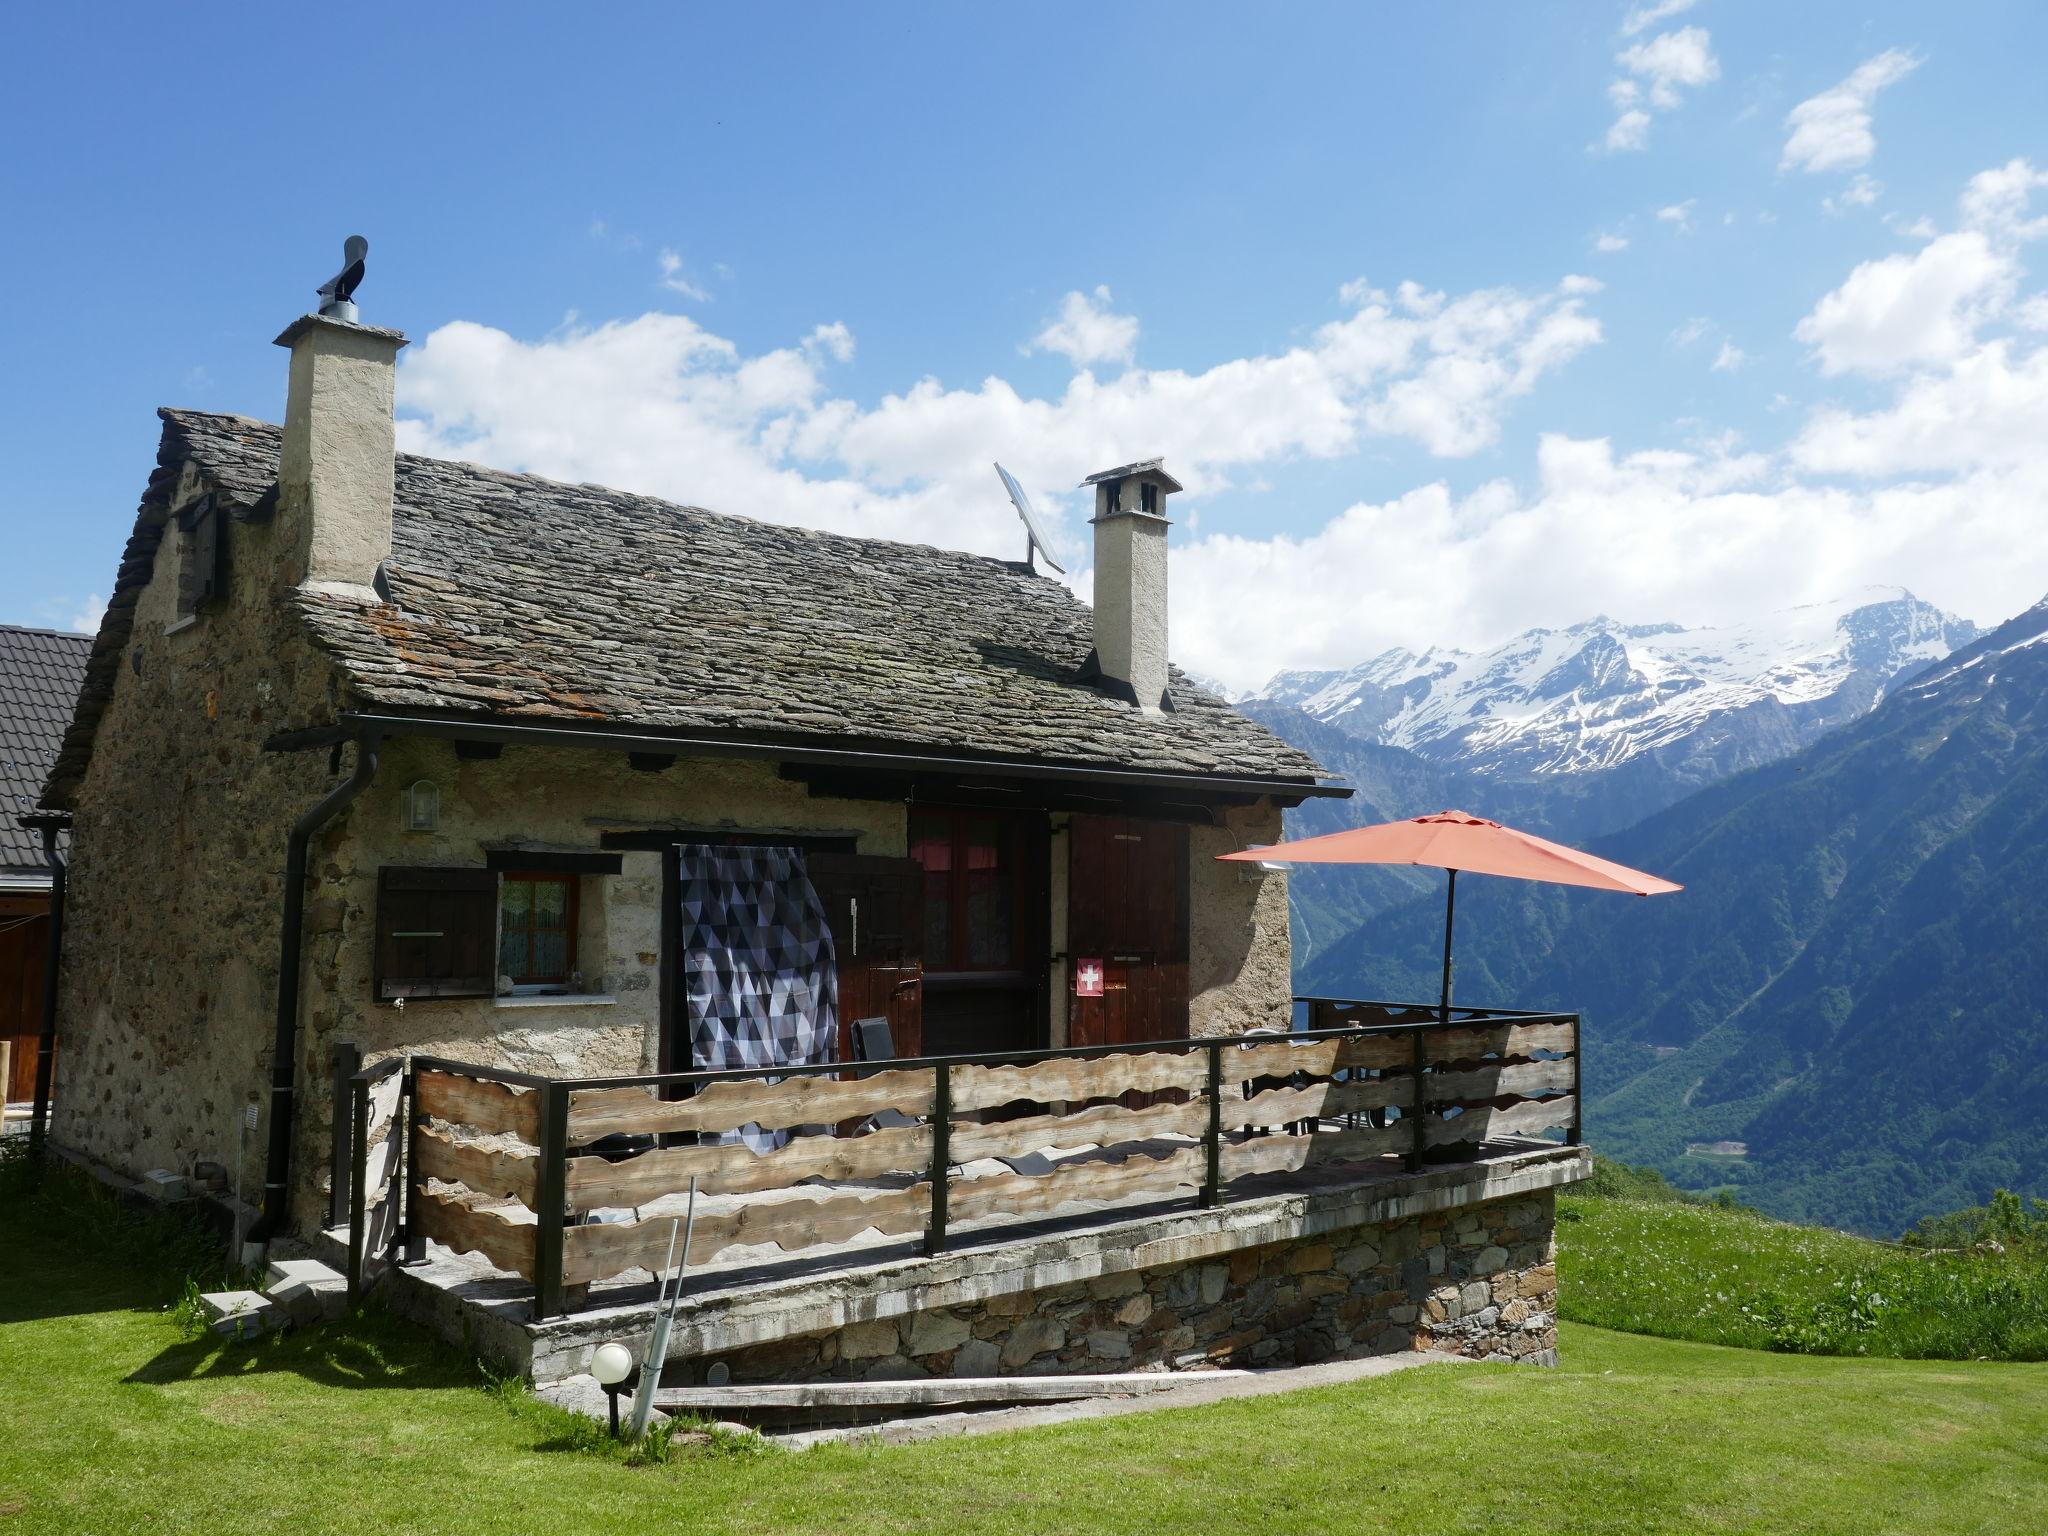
5 1166 2048 1535
1558 1190 2048 1360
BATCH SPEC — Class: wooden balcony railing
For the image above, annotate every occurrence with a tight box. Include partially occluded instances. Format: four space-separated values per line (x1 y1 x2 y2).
343 999 1580 1317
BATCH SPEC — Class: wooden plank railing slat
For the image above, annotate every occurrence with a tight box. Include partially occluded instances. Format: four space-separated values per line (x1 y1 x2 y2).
1221 1077 1413 1130
945 1148 1206 1225
566 1069 935 1140
414 1191 537 1278
1424 1095 1575 1148
564 1123 932 1208
1223 1122 1408 1177
415 1070 540 1143
1423 1020 1576 1067
947 1099 1206 1163
1427 1058 1575 1104
559 1185 931 1285
415 1124 540 1206
951 1051 1208 1112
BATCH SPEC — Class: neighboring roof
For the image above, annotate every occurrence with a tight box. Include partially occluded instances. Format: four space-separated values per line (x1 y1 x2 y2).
1 625 91 875
46 409 1329 804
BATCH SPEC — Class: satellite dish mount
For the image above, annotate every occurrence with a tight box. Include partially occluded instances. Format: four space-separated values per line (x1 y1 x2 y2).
316 235 370 323
993 462 1065 575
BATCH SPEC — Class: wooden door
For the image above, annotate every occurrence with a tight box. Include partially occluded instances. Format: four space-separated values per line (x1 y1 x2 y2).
0 895 49 1102
807 853 925 1062
1066 816 1190 1049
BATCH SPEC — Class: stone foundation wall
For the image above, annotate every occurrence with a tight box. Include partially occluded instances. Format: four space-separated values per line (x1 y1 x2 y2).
673 1190 1558 1385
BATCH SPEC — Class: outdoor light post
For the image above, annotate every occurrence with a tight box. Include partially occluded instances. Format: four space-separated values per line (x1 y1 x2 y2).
591 1342 635 1437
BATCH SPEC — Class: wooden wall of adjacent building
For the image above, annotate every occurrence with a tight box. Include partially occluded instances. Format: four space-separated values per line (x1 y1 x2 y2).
0 893 50 1103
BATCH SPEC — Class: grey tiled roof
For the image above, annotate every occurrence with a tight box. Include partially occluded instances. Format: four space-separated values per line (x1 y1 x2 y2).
47 409 1328 802
1 625 90 875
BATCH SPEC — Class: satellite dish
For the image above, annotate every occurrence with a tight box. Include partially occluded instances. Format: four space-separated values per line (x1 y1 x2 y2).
316 235 370 319
994 462 1065 574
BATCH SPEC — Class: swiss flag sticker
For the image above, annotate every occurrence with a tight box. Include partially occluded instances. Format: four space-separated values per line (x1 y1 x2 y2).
1074 958 1106 998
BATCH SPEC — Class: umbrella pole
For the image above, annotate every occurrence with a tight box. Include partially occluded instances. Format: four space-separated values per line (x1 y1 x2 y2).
1438 868 1457 1023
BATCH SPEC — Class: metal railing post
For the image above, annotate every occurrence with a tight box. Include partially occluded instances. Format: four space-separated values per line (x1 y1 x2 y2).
925 1063 951 1256
1408 1025 1428 1172
532 1079 570 1319
397 1060 423 1263
328 1040 360 1228
1567 1015 1584 1147
346 1073 370 1302
1201 1041 1222 1209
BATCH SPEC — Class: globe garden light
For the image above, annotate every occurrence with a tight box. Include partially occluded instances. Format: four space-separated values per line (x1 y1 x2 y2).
592 1340 636 1435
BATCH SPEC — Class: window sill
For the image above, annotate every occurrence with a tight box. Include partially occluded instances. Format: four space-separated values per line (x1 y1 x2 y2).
163 614 200 637
492 993 618 1010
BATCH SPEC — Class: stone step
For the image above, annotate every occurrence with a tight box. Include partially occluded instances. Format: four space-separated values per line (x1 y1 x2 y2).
199 1290 284 1339
263 1258 348 1325
653 1371 1250 1413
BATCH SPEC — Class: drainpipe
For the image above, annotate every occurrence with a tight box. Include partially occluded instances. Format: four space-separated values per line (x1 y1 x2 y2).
27 816 69 1164
251 728 380 1242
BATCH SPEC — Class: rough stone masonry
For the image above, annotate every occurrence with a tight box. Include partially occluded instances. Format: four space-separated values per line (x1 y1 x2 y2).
668 1191 1558 1385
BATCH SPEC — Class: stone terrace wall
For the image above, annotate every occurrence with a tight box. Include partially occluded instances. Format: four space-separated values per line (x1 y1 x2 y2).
674 1190 1558 1385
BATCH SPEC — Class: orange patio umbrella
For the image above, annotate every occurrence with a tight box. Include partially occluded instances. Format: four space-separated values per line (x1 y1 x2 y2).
1218 811 1681 1020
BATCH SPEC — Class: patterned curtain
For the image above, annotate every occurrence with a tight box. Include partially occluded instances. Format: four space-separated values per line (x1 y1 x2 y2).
675 844 839 1150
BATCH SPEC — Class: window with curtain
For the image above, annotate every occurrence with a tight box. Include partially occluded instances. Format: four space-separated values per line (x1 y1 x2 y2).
909 808 1018 972
498 873 578 985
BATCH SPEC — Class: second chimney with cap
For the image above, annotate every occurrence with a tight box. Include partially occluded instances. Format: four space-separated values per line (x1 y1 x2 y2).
1083 458 1181 712
273 312 407 600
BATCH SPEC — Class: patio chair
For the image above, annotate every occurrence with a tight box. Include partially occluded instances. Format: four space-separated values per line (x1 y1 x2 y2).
851 1016 921 1131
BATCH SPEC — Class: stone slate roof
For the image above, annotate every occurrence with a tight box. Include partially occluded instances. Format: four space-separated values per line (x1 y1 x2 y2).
47 408 1328 802
1 626 90 876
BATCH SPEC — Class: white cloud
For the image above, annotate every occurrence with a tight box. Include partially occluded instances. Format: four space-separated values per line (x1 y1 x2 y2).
1711 341 1748 371
1594 232 1631 253
1620 0 1695 38
1960 157 2048 240
1029 286 1139 368
1796 231 2013 375
1670 316 1711 347
1619 26 1720 108
66 594 105 634
1823 174 1884 215
1600 26 1717 151
387 161 2048 692
393 274 1602 587
1657 200 1697 231
657 249 709 301
1781 49 1920 175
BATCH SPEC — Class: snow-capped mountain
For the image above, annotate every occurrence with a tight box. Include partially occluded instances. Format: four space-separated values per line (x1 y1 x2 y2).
1244 588 1977 782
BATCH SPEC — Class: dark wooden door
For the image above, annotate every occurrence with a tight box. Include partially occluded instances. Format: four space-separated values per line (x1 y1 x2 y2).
807 853 925 1062
1066 816 1190 1049
0 895 49 1102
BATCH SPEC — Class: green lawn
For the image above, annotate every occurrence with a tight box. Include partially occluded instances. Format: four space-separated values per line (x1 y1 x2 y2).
5 1188 2048 1535
1558 1193 2048 1359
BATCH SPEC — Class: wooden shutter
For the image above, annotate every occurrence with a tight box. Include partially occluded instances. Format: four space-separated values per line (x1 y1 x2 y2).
375 867 496 1000
807 853 925 1060
179 495 223 612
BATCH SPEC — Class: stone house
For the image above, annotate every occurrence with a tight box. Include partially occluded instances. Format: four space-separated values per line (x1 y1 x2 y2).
35 294 1344 1242
1 624 91 1113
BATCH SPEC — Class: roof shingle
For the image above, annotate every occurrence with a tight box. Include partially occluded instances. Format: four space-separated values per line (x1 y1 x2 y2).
1 625 90 875
167 408 1327 784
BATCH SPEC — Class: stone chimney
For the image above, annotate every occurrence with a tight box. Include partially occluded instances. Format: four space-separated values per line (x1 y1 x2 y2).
1082 458 1181 712
273 313 407 599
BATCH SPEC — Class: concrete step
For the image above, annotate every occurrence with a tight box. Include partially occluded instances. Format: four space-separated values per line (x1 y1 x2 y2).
199 1290 284 1339
653 1371 1250 1413
263 1258 348 1325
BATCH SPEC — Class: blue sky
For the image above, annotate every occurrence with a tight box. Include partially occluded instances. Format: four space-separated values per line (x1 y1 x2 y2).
4 2 2046 688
